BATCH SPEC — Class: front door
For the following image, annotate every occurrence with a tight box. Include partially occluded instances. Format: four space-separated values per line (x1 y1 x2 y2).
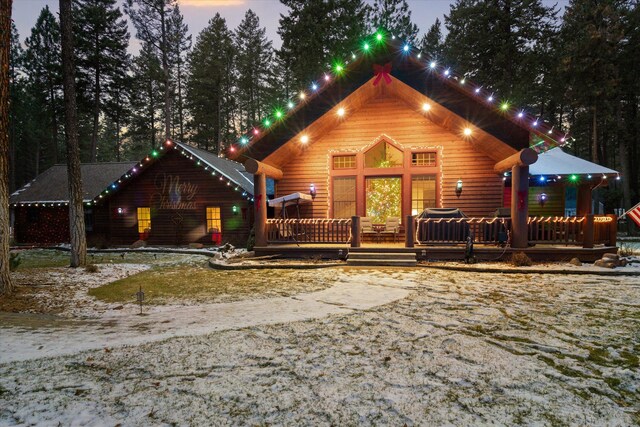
365 176 402 223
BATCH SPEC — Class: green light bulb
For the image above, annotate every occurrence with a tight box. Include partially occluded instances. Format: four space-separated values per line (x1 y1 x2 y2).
376 32 383 41
501 103 509 111
264 119 271 127
363 42 370 51
275 110 283 119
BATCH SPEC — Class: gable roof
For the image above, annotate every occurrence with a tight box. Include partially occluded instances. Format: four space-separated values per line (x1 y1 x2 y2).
10 162 137 205
230 30 567 163
10 140 255 207
177 142 254 194
530 148 619 177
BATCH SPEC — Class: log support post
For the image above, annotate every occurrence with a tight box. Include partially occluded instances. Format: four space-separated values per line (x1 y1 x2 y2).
351 216 361 248
607 214 617 247
254 173 267 247
577 184 592 216
405 215 414 248
583 214 594 248
511 165 530 249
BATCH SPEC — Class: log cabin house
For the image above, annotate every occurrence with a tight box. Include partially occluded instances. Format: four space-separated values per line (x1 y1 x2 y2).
10 141 254 247
231 31 618 261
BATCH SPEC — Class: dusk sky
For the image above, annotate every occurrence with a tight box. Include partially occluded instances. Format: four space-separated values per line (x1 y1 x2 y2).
12 0 569 52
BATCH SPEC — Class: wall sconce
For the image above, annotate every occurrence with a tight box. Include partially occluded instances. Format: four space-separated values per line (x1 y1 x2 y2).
455 179 463 198
309 183 317 200
232 205 239 215
537 192 548 206
117 207 124 215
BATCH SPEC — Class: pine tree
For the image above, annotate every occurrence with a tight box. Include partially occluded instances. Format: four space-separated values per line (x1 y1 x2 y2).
74 0 130 162
0 0 14 295
444 0 558 107
60 0 87 268
278 0 367 91
168 5 191 141
235 9 274 131
127 43 163 157
125 0 176 141
8 23 23 191
187 13 235 154
366 0 418 44
419 18 444 60
559 0 624 164
23 6 62 174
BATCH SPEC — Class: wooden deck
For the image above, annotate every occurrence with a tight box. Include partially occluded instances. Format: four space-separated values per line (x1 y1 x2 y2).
255 243 617 262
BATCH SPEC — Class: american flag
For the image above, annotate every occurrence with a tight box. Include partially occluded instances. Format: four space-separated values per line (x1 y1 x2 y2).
626 202 640 227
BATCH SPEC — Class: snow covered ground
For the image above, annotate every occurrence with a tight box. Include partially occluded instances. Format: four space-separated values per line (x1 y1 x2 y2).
1 267 638 425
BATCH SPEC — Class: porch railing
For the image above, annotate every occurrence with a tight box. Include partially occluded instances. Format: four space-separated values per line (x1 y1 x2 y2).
415 217 512 245
264 215 616 247
266 218 352 243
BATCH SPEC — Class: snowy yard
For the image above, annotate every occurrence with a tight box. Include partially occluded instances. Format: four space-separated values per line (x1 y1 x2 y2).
0 260 638 425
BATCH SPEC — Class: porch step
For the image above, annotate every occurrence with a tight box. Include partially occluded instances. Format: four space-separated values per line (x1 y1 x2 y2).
347 251 417 267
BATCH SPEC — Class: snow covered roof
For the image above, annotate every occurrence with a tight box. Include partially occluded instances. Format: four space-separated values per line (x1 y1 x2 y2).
530 148 619 176
10 162 138 205
176 142 254 195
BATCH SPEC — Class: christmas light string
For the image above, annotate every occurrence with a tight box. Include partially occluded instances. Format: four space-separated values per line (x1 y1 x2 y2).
230 29 571 157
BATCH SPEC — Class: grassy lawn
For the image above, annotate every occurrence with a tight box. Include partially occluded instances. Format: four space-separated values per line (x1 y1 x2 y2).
12 249 181 270
88 265 335 305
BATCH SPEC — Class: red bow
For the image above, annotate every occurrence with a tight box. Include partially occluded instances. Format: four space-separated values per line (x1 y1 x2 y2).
373 63 392 86
255 194 262 211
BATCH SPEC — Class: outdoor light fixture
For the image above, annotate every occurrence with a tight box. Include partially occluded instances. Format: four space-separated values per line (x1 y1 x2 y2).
300 135 309 144
309 183 317 200
337 107 345 117
538 192 548 206
232 205 239 215
463 127 472 136
422 103 431 112
456 179 463 197
117 207 124 215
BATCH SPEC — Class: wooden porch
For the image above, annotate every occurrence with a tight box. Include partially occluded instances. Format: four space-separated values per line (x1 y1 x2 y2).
255 215 618 262
254 243 616 263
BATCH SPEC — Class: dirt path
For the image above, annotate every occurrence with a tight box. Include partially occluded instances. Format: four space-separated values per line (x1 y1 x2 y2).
0 273 413 364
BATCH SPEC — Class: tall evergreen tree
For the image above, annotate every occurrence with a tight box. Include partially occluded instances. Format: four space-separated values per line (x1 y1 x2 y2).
23 6 62 174
278 0 367 92
74 0 130 162
235 9 274 131
0 0 14 295
127 43 163 157
559 0 625 164
60 0 87 268
168 4 191 141
8 23 23 191
187 13 235 154
444 0 558 107
419 18 444 60
366 0 419 44
125 0 177 141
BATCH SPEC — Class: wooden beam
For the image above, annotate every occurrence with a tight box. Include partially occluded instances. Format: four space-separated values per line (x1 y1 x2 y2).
244 158 283 180
494 148 538 173
511 165 530 249
254 173 267 247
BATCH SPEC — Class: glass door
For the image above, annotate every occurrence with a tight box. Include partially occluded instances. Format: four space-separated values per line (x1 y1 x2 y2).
365 176 402 223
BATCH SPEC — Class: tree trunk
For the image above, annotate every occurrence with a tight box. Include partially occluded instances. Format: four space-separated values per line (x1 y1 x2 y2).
591 104 599 164
0 0 14 294
617 99 631 208
160 6 171 141
60 0 86 268
90 40 100 163
177 59 184 141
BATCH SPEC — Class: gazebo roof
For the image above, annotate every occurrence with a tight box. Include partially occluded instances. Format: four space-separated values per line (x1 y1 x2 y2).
530 148 618 176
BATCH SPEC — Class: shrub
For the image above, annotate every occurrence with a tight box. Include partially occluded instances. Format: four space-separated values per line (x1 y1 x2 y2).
9 252 21 271
85 264 100 273
618 242 635 257
511 252 532 267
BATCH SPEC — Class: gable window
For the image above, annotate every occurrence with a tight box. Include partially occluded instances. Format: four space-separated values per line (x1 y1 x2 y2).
411 176 436 215
137 207 151 233
364 141 403 168
412 152 436 167
206 206 222 232
333 155 356 169
333 177 356 218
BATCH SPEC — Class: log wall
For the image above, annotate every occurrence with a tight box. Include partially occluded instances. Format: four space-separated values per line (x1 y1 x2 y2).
273 94 504 218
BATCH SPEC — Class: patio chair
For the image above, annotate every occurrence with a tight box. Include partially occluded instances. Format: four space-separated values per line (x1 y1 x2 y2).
360 217 379 242
379 217 400 243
